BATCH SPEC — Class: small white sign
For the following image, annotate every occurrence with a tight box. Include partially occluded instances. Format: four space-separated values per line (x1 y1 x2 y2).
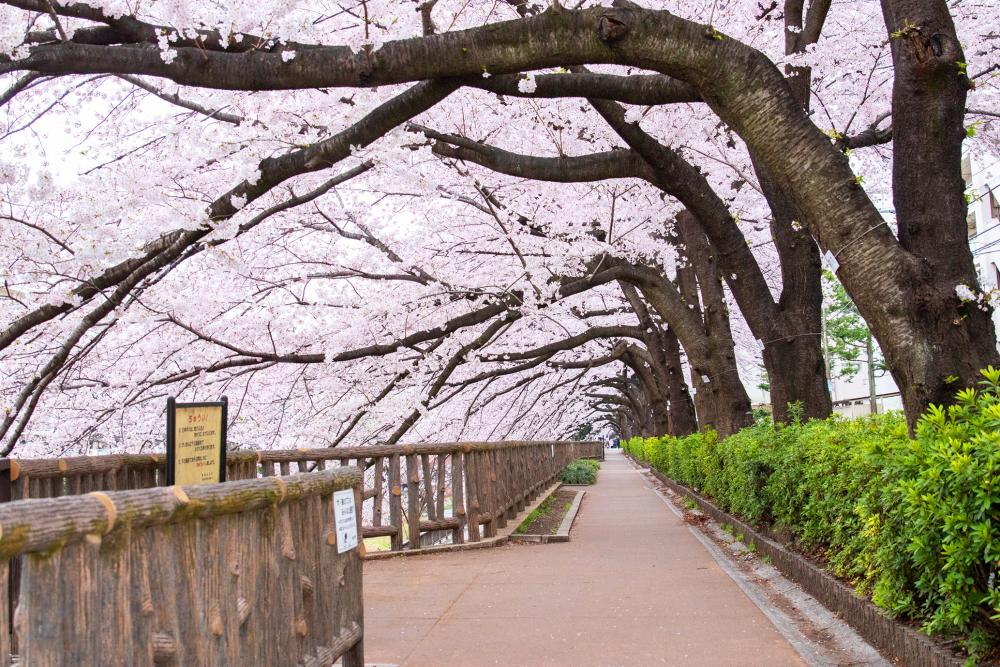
823 249 840 273
333 489 358 554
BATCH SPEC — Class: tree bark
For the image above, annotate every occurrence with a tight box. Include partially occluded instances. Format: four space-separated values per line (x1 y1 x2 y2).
660 325 698 436
753 160 833 422
619 346 672 436
878 0 1000 421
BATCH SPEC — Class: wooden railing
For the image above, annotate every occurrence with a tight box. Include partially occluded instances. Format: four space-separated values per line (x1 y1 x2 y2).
2 440 602 552
0 467 364 666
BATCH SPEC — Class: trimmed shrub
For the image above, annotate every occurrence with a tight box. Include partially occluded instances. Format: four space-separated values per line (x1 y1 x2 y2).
623 368 1000 660
560 458 599 485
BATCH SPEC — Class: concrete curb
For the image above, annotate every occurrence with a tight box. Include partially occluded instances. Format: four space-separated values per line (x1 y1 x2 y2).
513 487 586 543
556 487 586 535
625 453 964 667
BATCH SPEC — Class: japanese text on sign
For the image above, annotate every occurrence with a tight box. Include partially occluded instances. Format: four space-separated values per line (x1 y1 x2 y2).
173 405 224 485
333 489 358 553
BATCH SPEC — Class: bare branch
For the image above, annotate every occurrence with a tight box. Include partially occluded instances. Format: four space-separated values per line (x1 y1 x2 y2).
116 74 244 124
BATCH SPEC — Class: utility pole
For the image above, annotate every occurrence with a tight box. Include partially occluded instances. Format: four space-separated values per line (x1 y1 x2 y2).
866 331 878 415
821 305 833 401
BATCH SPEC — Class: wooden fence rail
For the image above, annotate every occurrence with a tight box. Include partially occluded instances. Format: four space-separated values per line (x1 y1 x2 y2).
2 440 603 552
0 467 364 666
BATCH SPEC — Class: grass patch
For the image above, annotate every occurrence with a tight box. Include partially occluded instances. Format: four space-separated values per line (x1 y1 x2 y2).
515 489 578 535
516 495 554 534
364 535 391 552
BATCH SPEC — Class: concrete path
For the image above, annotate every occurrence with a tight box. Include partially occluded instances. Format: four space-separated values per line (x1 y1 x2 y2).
362 450 804 666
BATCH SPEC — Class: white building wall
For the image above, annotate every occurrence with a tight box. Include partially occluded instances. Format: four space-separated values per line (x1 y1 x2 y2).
829 373 903 417
967 153 1000 334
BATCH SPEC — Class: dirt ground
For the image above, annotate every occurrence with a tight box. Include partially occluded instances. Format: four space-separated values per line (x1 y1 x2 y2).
516 487 577 535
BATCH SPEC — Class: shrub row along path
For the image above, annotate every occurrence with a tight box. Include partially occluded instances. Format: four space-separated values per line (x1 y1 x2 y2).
363 450 808 666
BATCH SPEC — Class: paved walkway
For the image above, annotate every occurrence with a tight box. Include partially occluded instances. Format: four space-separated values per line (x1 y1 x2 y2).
363 450 804 666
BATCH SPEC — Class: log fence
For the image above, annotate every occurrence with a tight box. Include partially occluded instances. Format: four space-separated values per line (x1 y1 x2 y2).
2 441 602 552
0 441 601 664
0 467 364 666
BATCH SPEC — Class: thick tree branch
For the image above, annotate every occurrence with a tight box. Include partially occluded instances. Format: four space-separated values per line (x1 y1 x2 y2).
472 71 700 104
3 2 913 361
587 95 780 330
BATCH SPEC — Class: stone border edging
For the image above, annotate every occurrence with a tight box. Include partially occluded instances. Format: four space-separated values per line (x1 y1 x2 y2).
557 488 586 536
625 453 964 667
513 488 586 543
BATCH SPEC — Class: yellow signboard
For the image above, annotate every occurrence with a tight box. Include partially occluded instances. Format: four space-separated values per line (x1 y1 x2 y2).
167 398 228 486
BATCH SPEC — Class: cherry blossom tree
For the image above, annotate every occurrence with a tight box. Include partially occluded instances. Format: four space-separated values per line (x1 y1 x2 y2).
0 0 997 454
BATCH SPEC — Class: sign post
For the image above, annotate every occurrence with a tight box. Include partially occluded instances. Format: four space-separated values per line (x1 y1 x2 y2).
166 396 228 486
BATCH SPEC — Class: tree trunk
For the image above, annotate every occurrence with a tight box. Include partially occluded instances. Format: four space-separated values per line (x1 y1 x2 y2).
879 0 1000 423
763 332 831 422
660 326 698 436
620 346 671 436
673 213 753 436
589 96 831 422
750 2 834 423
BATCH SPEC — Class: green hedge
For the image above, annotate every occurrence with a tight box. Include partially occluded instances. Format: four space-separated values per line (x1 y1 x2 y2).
560 458 600 485
624 368 1000 660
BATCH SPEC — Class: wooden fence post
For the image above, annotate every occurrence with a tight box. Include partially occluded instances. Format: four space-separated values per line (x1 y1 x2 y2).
421 455 435 523
389 453 403 551
451 453 466 545
464 449 480 542
372 457 384 528
435 455 446 521
343 481 365 667
483 450 494 531
0 459 13 658
406 454 420 549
